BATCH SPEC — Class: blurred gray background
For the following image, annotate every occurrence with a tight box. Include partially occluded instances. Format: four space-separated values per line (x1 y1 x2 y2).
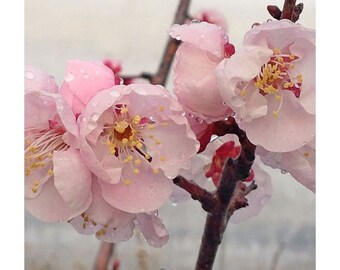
25 0 315 269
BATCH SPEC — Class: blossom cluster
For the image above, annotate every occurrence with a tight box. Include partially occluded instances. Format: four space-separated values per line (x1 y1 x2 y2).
25 14 315 246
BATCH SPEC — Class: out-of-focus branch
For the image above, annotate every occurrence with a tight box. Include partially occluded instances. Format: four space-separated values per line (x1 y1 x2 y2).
122 0 191 86
93 242 115 270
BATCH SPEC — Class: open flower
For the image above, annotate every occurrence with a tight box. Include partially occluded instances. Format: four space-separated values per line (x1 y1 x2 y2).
256 138 315 192
216 20 315 152
169 21 234 122
79 83 199 213
25 65 92 222
60 60 116 115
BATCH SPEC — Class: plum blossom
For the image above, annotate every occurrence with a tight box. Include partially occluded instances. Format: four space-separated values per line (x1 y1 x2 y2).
256 138 315 192
25 65 92 222
70 179 169 247
216 20 315 152
79 83 199 213
169 21 234 122
60 60 116 115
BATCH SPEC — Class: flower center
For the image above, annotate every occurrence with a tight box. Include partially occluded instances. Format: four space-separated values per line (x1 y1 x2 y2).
25 127 68 193
240 48 303 118
103 105 168 184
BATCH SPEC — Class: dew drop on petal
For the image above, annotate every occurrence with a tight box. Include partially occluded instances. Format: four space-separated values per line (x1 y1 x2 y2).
172 202 178 207
175 35 181 41
25 71 35 80
188 113 194 118
119 78 124 85
65 72 76 83
87 121 97 131
252 22 260 28
190 19 201 24
91 113 100 121
281 170 287 174
81 116 88 122
181 112 186 116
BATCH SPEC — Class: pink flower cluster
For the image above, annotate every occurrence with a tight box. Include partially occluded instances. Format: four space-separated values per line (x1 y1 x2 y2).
25 14 315 246
170 18 315 192
25 62 199 246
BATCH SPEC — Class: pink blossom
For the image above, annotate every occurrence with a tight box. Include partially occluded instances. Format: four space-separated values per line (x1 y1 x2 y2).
256 139 315 192
70 180 169 246
79 83 199 213
216 20 315 152
169 22 234 122
25 66 92 222
60 60 116 114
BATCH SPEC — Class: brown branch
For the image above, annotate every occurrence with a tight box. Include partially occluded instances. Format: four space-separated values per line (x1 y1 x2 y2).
267 0 304 22
173 176 215 212
93 242 115 270
173 118 257 270
121 0 191 86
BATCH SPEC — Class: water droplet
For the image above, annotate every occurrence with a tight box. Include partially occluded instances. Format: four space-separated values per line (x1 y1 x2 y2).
281 170 287 174
81 116 88 122
175 35 181 41
119 78 124 85
25 71 35 80
91 113 100 121
65 72 76 83
91 100 98 107
190 19 201 24
188 113 194 118
223 34 229 43
109 90 120 98
83 74 89 79
195 117 203 124
87 121 97 131
231 112 236 116
252 23 260 28
267 19 273 22
222 101 228 107
260 196 270 206
181 112 186 116
172 202 178 207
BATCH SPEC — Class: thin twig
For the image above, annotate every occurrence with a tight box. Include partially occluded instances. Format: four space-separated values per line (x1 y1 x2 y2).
122 0 191 87
93 242 115 270
267 0 304 22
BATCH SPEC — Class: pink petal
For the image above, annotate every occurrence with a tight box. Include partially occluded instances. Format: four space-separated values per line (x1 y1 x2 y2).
53 149 92 210
25 65 58 94
239 93 315 152
99 166 173 213
169 22 225 57
25 180 81 222
60 60 116 114
136 213 169 247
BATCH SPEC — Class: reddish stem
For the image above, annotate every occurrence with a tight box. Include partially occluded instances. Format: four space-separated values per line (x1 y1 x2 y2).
93 242 114 270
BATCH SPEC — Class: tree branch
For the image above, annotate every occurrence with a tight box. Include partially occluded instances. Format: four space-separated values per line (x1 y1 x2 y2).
122 0 191 86
93 242 115 270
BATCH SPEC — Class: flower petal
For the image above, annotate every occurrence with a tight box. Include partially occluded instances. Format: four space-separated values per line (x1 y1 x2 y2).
53 149 92 210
